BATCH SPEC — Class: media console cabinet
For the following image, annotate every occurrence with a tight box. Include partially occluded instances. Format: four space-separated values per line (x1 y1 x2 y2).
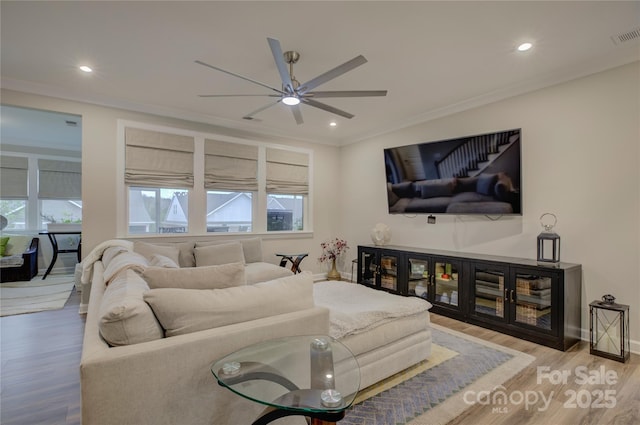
357 245 582 351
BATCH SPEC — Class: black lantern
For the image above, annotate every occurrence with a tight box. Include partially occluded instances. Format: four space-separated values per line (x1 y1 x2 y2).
537 213 560 267
590 295 630 363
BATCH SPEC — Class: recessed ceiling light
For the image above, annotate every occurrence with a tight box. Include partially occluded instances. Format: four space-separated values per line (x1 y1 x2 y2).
517 42 533 52
79 65 93 73
329 121 337 127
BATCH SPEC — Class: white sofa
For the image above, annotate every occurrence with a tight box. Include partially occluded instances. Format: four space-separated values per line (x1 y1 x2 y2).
80 238 431 425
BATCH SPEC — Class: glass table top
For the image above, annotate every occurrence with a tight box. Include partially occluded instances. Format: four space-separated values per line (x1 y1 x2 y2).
211 335 360 414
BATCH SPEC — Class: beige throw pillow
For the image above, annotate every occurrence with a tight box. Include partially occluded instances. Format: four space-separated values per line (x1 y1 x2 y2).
196 237 263 263
133 241 181 266
194 242 245 266
142 262 246 290
144 271 314 337
148 254 180 268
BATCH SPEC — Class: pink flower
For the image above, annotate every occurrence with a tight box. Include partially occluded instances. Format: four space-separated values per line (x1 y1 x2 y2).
318 237 350 263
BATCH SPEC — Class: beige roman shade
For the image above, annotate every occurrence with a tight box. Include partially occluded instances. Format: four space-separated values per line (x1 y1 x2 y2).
38 159 82 199
125 127 194 188
204 139 258 191
266 148 309 194
0 156 28 199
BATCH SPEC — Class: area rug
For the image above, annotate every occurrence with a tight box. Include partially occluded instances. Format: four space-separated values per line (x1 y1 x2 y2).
341 323 535 425
0 275 75 317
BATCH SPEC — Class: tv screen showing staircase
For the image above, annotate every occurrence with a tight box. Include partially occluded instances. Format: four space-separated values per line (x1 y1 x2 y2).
384 128 521 215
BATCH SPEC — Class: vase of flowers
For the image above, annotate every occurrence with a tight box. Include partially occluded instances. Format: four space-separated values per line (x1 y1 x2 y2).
318 238 349 281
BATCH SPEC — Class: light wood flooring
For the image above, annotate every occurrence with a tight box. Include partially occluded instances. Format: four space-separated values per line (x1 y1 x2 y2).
1 289 638 424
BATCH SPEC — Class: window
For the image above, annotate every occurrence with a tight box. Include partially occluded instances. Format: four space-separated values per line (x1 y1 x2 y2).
121 122 311 235
125 128 194 234
129 187 188 234
0 200 27 230
206 191 252 233
267 194 303 231
40 200 82 227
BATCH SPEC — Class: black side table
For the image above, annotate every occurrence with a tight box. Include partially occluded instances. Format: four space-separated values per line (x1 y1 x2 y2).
275 253 308 274
38 231 82 279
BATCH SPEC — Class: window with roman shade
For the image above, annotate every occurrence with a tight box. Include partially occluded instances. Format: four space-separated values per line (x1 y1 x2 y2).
0 156 28 199
125 127 194 188
266 148 309 194
204 139 258 191
38 159 81 199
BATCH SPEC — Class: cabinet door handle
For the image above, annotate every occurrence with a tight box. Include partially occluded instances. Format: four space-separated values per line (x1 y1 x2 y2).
504 288 509 301
510 289 515 303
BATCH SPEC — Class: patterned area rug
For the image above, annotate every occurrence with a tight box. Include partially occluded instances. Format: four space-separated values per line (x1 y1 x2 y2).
341 323 535 425
0 275 75 316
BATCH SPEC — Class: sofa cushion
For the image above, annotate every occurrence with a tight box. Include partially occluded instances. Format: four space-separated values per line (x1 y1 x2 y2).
194 242 245 266
98 269 164 346
415 178 456 199
476 173 498 196
142 262 246 289
133 241 181 267
196 237 263 263
144 271 314 337
390 181 415 198
150 241 196 267
3 235 31 257
245 262 293 285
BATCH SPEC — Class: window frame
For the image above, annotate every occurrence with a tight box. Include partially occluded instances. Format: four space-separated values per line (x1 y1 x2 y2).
117 120 313 238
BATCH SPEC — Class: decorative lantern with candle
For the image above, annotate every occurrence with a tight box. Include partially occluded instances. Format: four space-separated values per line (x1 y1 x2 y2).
537 213 560 267
589 295 630 363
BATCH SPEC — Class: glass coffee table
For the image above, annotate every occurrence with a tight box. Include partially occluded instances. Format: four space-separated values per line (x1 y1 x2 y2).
211 335 360 425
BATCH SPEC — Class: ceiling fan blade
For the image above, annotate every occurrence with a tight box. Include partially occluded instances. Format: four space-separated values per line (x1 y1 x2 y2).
306 90 388 98
195 60 284 95
198 94 279 97
302 98 354 119
291 105 304 125
297 55 368 94
242 100 281 120
267 38 295 93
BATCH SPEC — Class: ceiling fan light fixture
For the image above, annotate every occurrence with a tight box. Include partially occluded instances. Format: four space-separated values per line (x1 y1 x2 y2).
282 95 300 106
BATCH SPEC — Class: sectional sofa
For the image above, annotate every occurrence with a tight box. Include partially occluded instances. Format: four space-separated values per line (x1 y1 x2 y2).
80 238 432 424
387 172 518 214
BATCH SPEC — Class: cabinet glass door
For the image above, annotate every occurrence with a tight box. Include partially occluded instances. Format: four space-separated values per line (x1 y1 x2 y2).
473 267 506 320
359 249 377 286
433 260 460 307
407 256 429 298
379 253 399 292
514 272 552 330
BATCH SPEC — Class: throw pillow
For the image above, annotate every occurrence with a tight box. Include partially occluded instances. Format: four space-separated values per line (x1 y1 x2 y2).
145 241 195 267
196 238 263 264
194 242 245 266
98 269 165 346
144 271 314 337
0 236 9 256
476 173 498 196
148 254 180 268
133 241 181 266
142 262 246 289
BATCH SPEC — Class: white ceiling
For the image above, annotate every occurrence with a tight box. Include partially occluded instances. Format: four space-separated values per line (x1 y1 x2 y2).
1 1 639 146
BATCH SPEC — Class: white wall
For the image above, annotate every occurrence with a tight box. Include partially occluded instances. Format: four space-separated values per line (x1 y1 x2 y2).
340 62 640 348
0 89 342 275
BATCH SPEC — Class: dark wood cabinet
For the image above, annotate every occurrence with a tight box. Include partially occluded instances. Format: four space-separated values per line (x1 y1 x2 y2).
357 245 582 351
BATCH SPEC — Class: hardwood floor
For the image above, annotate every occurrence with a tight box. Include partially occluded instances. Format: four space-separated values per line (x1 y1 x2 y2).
1 291 638 424
1 287 84 425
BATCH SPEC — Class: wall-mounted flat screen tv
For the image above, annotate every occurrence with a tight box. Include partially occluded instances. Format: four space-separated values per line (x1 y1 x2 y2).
384 128 521 215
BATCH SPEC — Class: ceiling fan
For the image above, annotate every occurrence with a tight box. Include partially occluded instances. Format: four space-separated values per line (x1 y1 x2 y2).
195 38 387 124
